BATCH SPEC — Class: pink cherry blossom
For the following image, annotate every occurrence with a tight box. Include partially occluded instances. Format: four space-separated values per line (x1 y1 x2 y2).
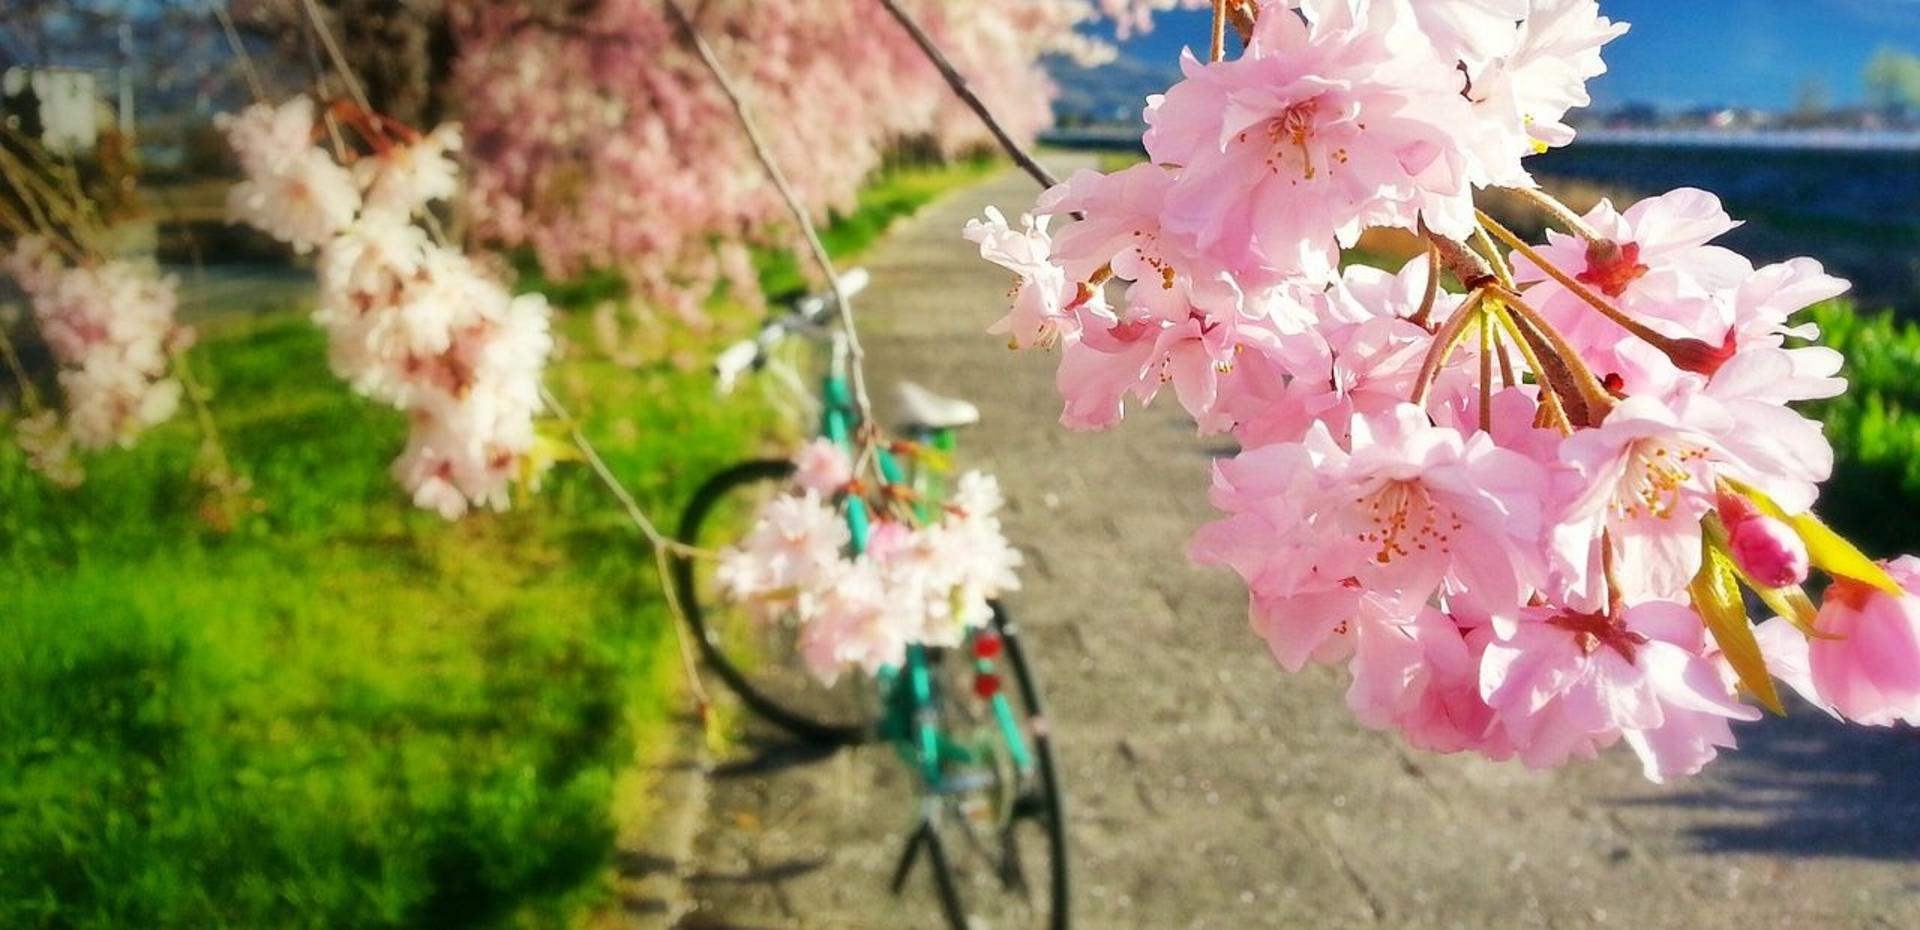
3 237 185 458
1298 0 1532 63
1347 601 1509 755
1479 600 1758 781
963 207 1092 349
793 438 854 495
720 457 1023 684
223 98 555 518
219 102 360 254
1805 557 1920 726
1460 0 1628 180
1238 260 1465 447
964 0 1907 781
1511 188 1750 385
716 490 850 602
1144 8 1479 282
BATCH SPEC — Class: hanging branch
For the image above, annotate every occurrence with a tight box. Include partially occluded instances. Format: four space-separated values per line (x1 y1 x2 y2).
207 0 268 103
666 0 878 435
874 0 1060 190
540 384 715 717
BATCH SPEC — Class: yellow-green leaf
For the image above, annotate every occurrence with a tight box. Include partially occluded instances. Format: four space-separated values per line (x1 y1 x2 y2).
912 445 954 475
1723 479 1900 595
520 429 585 489
1690 545 1785 715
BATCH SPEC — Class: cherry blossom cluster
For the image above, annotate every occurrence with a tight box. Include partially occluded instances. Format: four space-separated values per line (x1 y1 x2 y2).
2 235 187 484
716 439 1023 683
971 0 1920 781
219 96 554 519
449 0 1151 317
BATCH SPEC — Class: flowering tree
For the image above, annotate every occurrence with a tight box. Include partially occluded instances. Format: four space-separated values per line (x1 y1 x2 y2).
0 132 198 488
450 0 1141 318
971 0 1913 782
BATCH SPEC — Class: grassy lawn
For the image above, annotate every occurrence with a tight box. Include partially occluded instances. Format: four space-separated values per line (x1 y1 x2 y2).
1802 300 1920 556
0 158 994 929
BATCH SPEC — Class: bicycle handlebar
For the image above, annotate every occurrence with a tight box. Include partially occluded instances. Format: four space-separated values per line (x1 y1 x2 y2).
713 268 870 394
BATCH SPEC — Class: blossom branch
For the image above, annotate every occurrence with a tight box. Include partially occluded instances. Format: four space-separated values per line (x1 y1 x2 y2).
874 0 1060 190
297 0 376 119
170 345 254 526
1472 223 1514 289
1478 309 1495 432
667 0 878 434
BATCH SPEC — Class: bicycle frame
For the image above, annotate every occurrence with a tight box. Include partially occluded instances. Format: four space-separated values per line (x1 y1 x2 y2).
814 330 1036 792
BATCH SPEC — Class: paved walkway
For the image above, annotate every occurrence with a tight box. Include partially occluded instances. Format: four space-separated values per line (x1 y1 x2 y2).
641 159 1920 929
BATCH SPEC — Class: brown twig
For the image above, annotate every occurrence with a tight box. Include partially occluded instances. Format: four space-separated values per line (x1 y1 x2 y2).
1478 310 1495 432
1487 301 1574 434
1411 289 1486 408
1494 286 1616 423
1499 185 1600 241
1426 229 1497 292
1408 241 1442 330
540 383 714 715
1226 0 1259 43
1210 0 1229 61
208 0 269 103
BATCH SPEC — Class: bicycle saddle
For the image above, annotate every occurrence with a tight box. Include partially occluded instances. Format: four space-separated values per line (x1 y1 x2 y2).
897 381 980 430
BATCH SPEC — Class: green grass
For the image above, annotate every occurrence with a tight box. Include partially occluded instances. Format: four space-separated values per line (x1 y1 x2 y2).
0 155 997 929
1802 299 1920 555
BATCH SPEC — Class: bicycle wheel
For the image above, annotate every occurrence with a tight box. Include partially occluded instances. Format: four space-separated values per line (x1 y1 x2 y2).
924 602 1070 930
671 459 878 745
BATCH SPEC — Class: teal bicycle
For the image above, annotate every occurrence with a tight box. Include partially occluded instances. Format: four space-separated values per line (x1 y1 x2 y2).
670 271 1069 929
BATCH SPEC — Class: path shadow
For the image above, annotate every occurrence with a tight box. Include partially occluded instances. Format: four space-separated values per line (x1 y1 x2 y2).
709 731 842 780
1623 698 1920 861
675 917 788 930
686 857 829 886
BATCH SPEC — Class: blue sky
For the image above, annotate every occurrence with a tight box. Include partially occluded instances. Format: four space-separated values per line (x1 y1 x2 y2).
1120 2 1920 109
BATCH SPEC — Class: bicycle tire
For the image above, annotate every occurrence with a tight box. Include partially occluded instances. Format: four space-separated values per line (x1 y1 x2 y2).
671 458 876 746
923 601 1071 930
998 603 1075 930
993 602 1071 930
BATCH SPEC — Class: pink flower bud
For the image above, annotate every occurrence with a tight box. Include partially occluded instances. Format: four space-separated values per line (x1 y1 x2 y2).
1726 512 1809 588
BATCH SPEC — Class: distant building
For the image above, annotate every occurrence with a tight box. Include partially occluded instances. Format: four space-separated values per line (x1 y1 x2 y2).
2 66 101 155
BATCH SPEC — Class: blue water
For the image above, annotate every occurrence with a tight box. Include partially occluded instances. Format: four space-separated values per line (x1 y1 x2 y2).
1527 142 1920 313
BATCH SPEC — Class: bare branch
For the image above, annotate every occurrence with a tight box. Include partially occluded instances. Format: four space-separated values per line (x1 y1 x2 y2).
665 0 877 432
874 0 1059 190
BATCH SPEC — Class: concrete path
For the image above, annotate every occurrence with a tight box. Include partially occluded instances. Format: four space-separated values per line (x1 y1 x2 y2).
645 159 1920 929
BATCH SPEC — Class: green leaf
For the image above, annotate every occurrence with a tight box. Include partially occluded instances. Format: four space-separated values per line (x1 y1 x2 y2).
910 444 954 475
1690 544 1785 716
1725 479 1901 595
